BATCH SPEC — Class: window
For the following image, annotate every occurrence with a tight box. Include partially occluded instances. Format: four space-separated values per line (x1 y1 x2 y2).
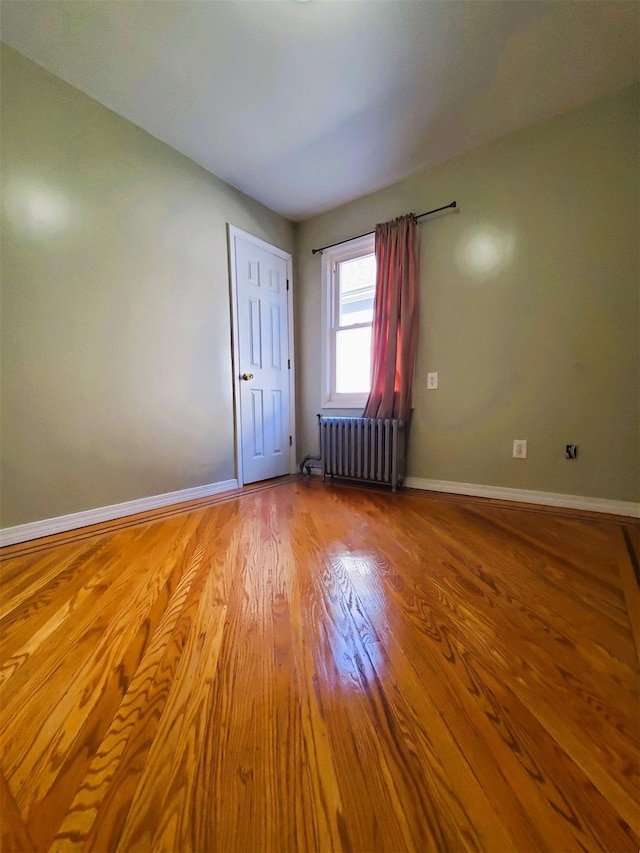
322 233 376 408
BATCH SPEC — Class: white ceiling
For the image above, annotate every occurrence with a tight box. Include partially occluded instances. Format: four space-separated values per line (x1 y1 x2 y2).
1 1 638 221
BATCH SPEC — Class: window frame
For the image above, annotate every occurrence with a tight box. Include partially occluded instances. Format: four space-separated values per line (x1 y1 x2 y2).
321 233 376 409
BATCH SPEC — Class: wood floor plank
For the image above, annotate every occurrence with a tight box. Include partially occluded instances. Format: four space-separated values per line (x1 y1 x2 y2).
0 535 112 623
115 586 227 852
351 551 637 850
0 769 33 852
306 529 516 850
265 501 348 853
2 514 201 809
192 491 327 853
291 507 418 852
78 503 242 853
458 505 632 626
284 491 512 851
304 484 640 841
258 490 338 853
399 496 637 669
0 523 173 716
620 525 640 665
48 510 220 852
61 583 200 851
0 536 129 687
305 488 639 851
1 479 637 852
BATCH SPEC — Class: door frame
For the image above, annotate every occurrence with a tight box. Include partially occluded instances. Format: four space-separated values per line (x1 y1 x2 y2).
227 225 296 487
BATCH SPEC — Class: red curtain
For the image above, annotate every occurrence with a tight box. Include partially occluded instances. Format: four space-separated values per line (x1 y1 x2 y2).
363 214 419 421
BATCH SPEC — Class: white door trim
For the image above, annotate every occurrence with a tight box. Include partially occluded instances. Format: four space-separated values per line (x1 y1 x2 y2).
227 225 296 487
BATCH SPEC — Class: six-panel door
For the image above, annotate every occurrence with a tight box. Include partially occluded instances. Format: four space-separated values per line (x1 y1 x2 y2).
234 236 290 484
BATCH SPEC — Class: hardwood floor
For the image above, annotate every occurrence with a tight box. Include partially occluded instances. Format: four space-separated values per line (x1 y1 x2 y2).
1 479 638 852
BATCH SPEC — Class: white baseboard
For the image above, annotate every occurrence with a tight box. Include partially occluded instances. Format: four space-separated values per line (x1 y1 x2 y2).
404 477 640 518
0 479 239 548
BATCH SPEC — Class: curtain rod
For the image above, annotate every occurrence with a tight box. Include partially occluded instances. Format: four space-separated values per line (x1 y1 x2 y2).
310 200 457 255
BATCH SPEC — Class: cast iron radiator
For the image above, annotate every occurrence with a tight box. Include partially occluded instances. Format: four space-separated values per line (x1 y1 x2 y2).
320 416 406 492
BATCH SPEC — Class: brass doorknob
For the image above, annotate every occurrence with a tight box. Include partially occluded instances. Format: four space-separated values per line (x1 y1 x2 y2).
242 373 254 381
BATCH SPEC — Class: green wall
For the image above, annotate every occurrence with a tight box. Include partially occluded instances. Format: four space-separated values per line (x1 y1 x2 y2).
296 85 639 502
0 45 294 527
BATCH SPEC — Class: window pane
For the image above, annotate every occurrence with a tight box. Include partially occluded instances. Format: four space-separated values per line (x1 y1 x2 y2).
336 326 371 394
338 254 375 326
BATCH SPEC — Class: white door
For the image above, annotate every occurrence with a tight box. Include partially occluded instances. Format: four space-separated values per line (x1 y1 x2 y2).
230 229 293 485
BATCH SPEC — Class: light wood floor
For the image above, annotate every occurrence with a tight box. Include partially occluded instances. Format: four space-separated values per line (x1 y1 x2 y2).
1 479 638 852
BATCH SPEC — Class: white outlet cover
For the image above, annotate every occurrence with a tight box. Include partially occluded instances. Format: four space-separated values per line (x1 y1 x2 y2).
427 372 438 389
513 440 528 459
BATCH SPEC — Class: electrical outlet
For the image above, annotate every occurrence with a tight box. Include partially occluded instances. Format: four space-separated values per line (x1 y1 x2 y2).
427 372 438 389
513 439 527 459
